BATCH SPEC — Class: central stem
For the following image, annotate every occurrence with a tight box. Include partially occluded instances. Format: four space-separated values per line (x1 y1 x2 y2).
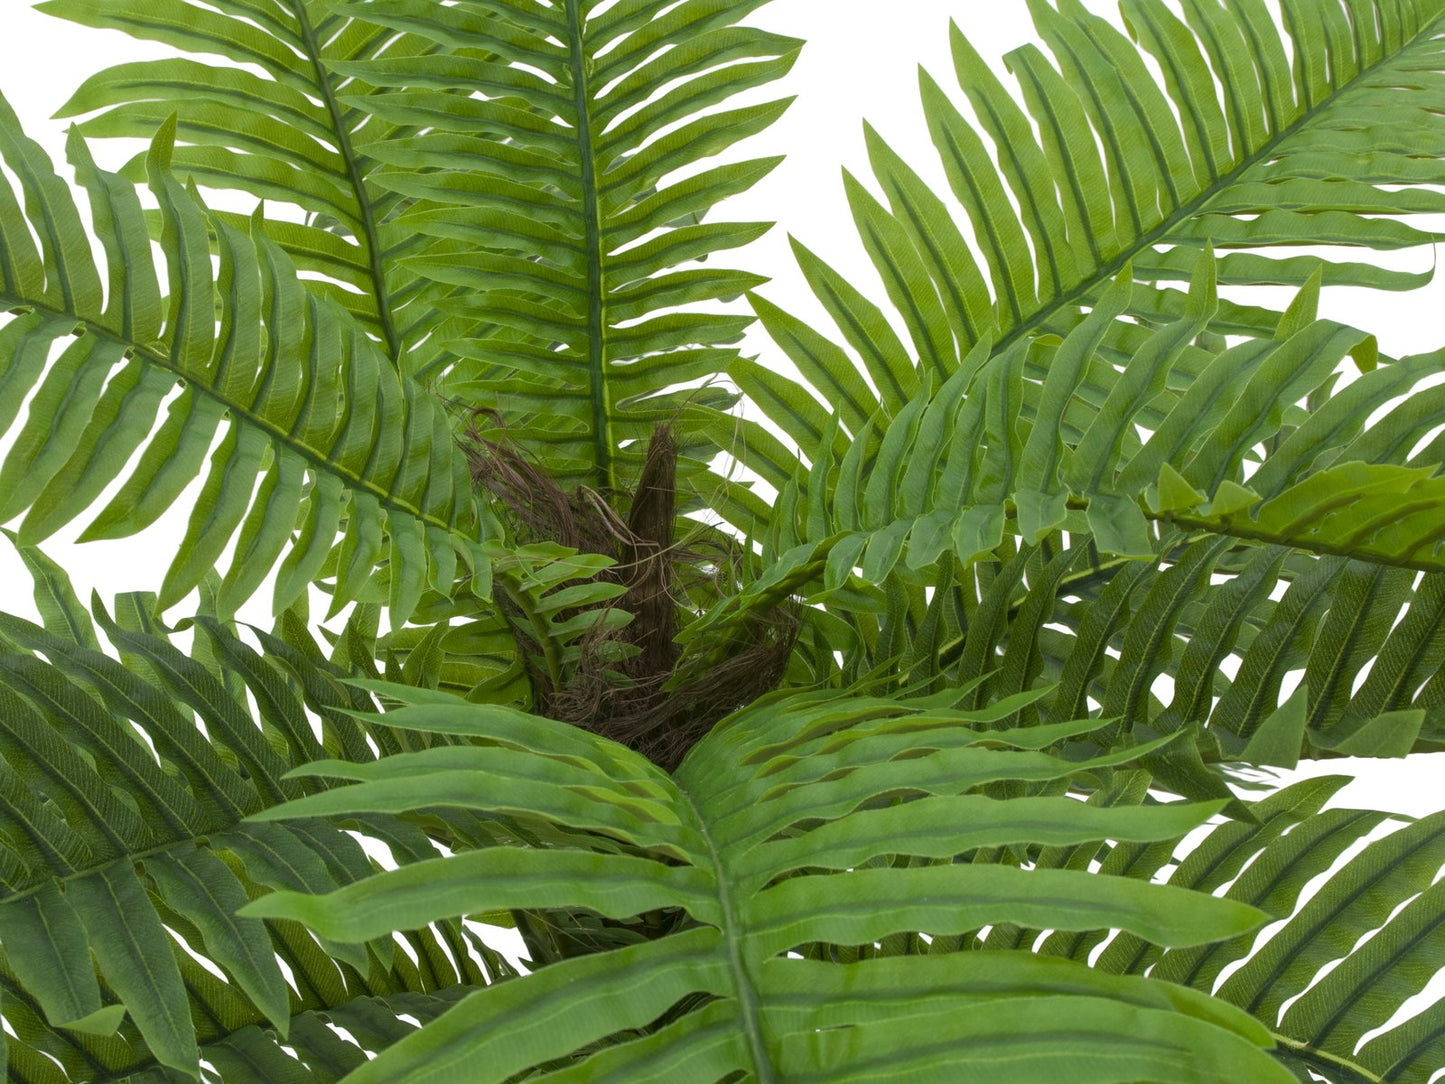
564 0 613 494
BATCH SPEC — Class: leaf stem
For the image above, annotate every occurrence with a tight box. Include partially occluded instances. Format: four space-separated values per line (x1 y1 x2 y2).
1270 1030 1383 1084
564 0 614 494
680 791 776 1083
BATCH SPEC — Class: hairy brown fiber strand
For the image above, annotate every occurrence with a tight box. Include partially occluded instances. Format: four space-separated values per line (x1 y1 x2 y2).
465 422 796 770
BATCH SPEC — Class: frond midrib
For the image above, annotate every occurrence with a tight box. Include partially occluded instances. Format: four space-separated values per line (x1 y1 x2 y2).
289 0 403 361
2 294 466 541
1159 503 1444 573
991 10 1445 357
1270 1029 1382 1084
565 0 612 494
678 788 774 1083
1 833 224 908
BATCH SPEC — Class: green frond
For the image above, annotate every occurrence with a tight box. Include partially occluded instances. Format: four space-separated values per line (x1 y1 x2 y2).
176 987 474 1084
0 97 484 620
482 541 632 700
732 252 1445 765
756 255 1445 575
6 2 1445 1080
1056 775 1445 1084
37 0 458 363
812 530 1445 775
244 684 1295 1083
330 0 797 494
737 0 1445 528
0 582 509 1081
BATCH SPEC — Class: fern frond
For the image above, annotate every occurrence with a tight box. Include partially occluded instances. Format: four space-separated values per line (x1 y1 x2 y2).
0 96 484 620
0 570 508 1080
37 0 458 362
1051 775 1445 1084
333 0 798 493
736 0 1445 527
244 683 1296 1082
733 263 1445 761
811 531 1445 776
755 258 1445 579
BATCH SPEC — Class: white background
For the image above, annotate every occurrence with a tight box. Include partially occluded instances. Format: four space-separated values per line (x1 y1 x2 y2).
0 4 1441 815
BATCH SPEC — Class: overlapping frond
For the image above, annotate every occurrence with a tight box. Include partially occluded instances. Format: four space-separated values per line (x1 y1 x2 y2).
1046 774 1445 1084
366 548 626 714
0 95 483 620
726 273 1445 768
747 0 1443 411
38 0 457 362
329 0 798 493
753 258 1445 579
709 0 1445 778
719 533 1445 793
0 551 511 1082
244 684 1298 1083
735 0 1445 533
158 987 474 1084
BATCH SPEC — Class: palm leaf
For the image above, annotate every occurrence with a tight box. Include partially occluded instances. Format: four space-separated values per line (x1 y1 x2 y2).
0 94 482 620
245 683 1300 1083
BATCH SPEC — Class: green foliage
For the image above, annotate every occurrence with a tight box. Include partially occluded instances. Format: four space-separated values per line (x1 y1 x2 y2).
39 0 798 492
40 0 463 361
0 560 513 1081
2 0 1445 1080
244 685 1290 1084
0 100 484 624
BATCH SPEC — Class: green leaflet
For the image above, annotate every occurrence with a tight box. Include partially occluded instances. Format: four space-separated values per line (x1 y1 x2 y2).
64 866 197 1075
1 530 101 652
777 996 1290 1083
0 883 121 1037
143 847 292 1034
334 930 735 1084
243 847 725 937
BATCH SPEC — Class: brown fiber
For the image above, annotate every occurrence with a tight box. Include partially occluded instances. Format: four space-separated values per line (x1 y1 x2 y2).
465 420 796 770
